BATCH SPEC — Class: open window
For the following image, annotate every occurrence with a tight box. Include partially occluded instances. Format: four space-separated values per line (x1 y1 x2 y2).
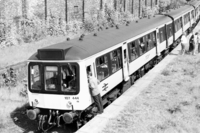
61 64 77 93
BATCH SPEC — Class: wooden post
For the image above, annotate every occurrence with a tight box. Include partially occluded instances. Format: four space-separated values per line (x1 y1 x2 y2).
132 0 134 14
139 0 141 17
82 0 85 22
65 0 68 23
114 0 117 11
124 0 126 12
100 0 103 10
22 0 27 19
44 0 47 20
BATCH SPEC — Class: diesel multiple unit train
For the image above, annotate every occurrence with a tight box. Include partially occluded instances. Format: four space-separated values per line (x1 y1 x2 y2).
26 1 200 131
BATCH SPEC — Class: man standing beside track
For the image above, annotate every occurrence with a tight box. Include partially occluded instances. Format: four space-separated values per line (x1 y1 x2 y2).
180 32 188 55
87 70 104 114
197 31 200 53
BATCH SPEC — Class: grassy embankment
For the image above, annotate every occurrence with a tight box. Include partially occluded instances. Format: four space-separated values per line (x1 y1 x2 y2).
0 84 27 132
102 54 200 133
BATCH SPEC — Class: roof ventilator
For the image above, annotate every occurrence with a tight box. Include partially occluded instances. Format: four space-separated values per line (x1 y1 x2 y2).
79 34 85 41
116 25 119 29
126 21 130 26
66 37 70 41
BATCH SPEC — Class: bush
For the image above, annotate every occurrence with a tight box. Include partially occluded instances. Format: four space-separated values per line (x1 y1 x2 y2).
82 20 95 32
66 20 83 35
161 69 170 76
1 67 17 87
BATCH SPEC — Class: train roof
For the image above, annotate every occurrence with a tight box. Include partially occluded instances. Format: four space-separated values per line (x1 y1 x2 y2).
166 4 194 19
190 0 200 8
29 15 172 61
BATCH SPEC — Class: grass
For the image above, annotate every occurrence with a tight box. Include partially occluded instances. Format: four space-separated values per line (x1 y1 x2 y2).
102 54 200 133
0 83 28 133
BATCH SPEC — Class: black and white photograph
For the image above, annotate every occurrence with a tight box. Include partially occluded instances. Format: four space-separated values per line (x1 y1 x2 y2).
1 0 200 133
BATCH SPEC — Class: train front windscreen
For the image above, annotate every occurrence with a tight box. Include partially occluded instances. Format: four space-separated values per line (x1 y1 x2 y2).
28 62 79 95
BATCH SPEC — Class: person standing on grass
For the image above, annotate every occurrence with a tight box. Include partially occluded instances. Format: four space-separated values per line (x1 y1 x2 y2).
197 31 200 53
87 71 104 114
180 32 188 55
192 32 198 55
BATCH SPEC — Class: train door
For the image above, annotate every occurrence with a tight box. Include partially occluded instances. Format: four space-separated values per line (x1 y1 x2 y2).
156 28 160 56
122 43 130 81
180 17 183 33
165 24 168 48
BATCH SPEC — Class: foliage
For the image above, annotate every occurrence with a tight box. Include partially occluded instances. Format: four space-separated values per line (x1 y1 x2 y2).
1 68 17 87
0 0 187 48
159 0 171 12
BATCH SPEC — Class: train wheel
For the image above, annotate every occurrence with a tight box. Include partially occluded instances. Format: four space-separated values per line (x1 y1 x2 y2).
140 67 145 77
137 70 141 79
71 120 79 131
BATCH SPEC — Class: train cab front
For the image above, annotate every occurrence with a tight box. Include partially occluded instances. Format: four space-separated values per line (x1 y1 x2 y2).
26 61 87 129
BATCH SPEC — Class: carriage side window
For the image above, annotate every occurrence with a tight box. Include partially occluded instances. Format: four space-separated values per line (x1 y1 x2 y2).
117 49 122 67
179 18 182 29
30 64 42 90
180 17 183 28
138 38 146 55
157 32 160 43
168 24 173 38
110 49 122 73
147 34 153 50
174 20 177 32
129 41 138 61
45 66 58 91
184 14 188 24
192 10 194 19
61 64 77 92
152 32 156 47
159 27 166 43
175 20 179 32
189 12 191 21
96 55 109 81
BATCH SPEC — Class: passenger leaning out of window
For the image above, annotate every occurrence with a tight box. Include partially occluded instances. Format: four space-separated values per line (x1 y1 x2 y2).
87 71 104 114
